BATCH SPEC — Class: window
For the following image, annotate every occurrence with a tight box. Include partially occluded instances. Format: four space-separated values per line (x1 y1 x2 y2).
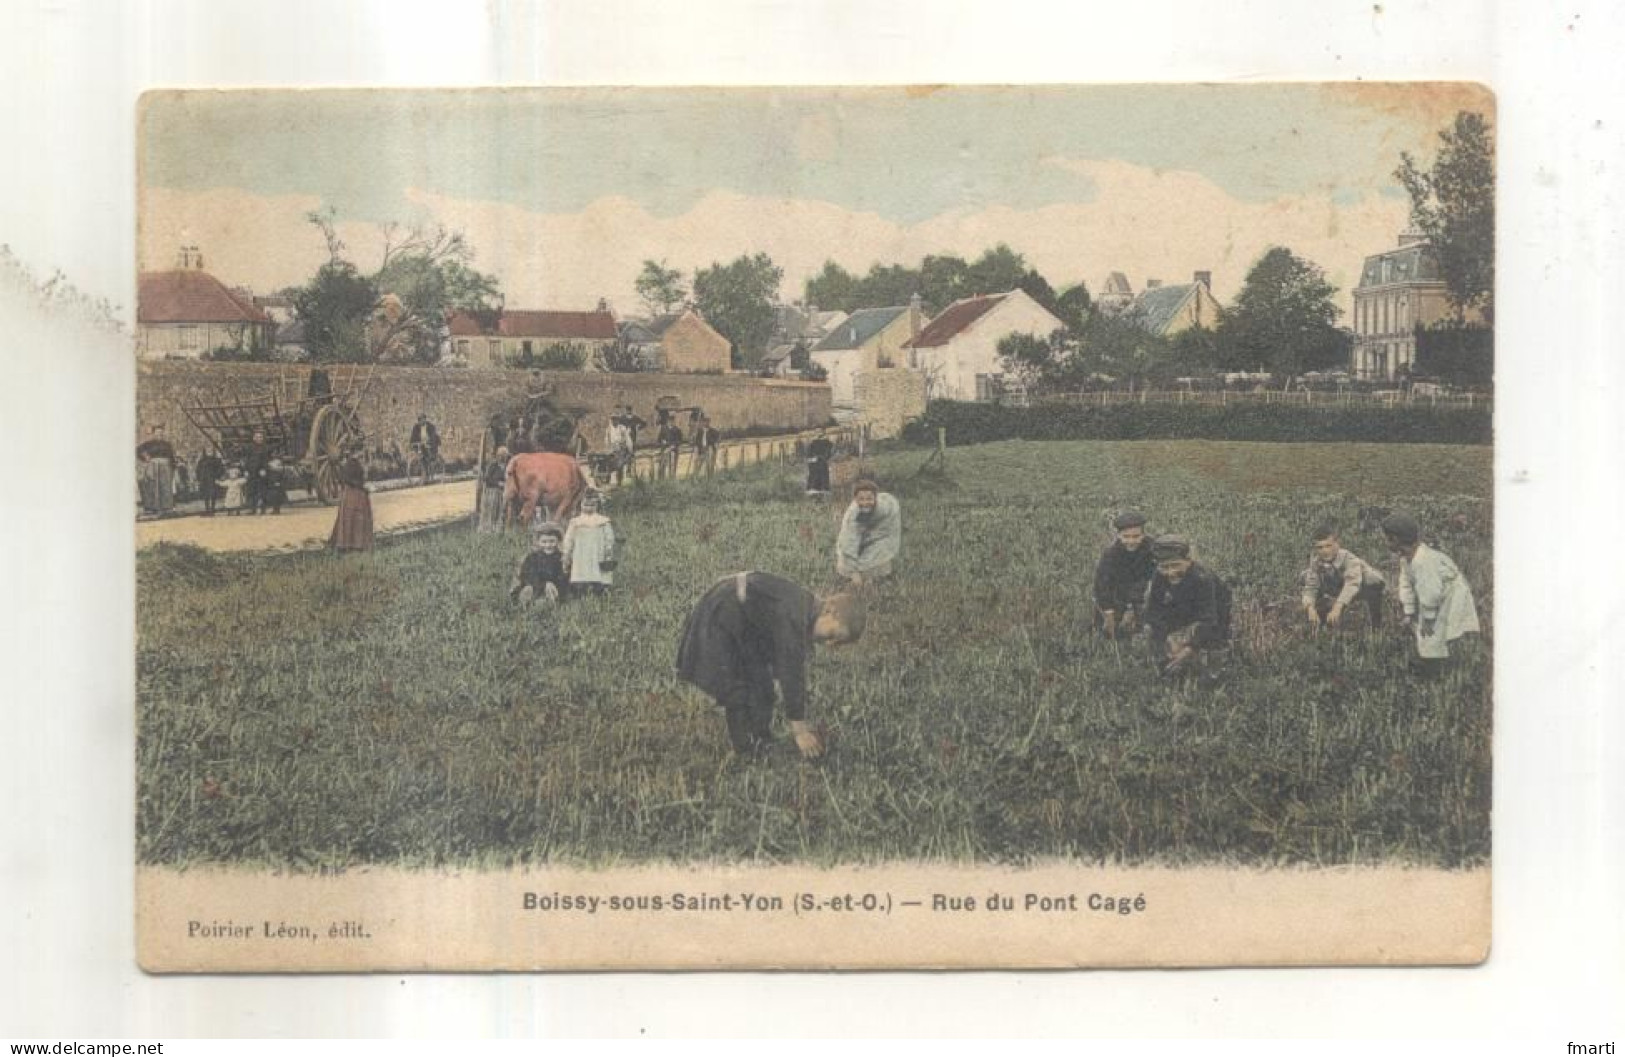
179 326 199 350
456 339 470 357
488 339 502 364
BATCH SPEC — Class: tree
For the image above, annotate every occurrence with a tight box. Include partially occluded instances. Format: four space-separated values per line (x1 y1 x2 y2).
804 261 860 313
292 260 377 364
1396 111 1495 321
996 331 1062 390
918 254 971 313
634 259 687 317
292 208 502 365
1215 247 1348 376
692 252 784 369
1054 282 1093 335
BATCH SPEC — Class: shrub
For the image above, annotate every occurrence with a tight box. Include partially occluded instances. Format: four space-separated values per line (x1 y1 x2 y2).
900 399 1492 447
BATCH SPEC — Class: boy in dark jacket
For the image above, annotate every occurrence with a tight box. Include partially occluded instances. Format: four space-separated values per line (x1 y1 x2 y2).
511 523 569 605
676 572 865 758
1093 510 1155 640
1144 534 1233 678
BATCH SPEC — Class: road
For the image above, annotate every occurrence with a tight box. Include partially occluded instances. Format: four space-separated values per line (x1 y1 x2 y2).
136 479 479 554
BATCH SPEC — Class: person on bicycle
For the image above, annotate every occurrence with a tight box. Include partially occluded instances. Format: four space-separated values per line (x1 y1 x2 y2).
409 413 441 484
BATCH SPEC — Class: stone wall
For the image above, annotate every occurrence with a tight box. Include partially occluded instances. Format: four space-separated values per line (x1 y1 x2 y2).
853 367 928 439
136 362 831 462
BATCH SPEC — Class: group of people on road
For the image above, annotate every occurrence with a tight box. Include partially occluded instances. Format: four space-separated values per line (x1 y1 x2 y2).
136 426 292 519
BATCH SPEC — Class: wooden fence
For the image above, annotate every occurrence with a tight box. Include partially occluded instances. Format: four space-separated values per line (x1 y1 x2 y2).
1033 388 1491 411
618 424 867 484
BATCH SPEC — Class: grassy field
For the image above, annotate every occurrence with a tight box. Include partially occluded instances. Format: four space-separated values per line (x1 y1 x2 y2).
137 439 1492 870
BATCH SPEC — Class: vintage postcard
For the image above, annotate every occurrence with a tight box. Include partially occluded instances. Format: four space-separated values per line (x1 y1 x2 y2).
134 84 1493 971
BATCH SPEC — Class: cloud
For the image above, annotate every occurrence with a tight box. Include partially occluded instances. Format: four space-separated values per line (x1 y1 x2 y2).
143 159 1411 318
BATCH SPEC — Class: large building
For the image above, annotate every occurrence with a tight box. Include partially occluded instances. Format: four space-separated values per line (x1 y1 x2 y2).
1350 228 1462 381
447 304 619 369
137 250 275 360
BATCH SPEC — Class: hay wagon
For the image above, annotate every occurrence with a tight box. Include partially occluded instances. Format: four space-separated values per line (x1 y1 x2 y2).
180 366 374 504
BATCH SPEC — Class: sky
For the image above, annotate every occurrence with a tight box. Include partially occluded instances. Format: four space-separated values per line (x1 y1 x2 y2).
138 83 1492 316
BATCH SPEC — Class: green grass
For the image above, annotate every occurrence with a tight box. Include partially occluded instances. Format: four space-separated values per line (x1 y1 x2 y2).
137 439 1492 870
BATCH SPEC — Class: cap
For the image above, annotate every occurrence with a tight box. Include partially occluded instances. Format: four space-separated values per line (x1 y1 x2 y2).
1151 534 1192 561
1380 512 1421 545
1112 511 1147 530
532 522 563 539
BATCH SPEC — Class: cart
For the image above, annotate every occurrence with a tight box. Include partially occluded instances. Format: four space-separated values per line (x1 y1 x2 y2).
180 365 374 504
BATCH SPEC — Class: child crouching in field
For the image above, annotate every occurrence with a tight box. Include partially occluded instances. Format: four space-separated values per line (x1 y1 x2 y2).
1301 524 1387 631
1093 510 1155 640
511 523 569 605
1144 534 1233 680
563 492 616 597
1381 512 1481 675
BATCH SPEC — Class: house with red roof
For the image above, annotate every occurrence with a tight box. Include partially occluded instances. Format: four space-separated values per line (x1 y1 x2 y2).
447 301 619 369
136 254 275 359
902 289 1064 401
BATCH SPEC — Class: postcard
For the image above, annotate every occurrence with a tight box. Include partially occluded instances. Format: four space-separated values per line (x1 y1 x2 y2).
133 84 1493 970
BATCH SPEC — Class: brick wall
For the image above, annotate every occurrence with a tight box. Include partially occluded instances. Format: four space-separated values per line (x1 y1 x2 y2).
136 362 831 462
853 367 928 439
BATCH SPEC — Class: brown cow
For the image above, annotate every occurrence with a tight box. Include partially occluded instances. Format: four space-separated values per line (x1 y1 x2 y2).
504 451 590 529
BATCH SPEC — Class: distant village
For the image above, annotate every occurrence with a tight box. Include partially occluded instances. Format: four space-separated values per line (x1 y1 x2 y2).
137 221 1481 437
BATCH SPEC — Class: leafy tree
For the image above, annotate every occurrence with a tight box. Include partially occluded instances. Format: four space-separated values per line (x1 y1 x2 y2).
292 259 377 364
292 208 502 365
965 244 1028 296
1396 111 1495 321
1073 312 1184 390
804 261 861 314
594 339 650 373
1054 282 1093 335
996 331 1061 389
1215 247 1349 376
918 254 971 313
855 262 918 312
634 259 687 317
692 252 784 369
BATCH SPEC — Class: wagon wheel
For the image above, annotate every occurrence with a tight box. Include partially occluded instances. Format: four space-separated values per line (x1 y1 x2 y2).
307 404 358 504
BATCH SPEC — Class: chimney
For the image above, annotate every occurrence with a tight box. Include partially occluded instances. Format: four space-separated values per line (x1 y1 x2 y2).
1145 279 1162 290
1193 271 1212 288
909 292 923 339
597 297 610 314
1398 224 1427 247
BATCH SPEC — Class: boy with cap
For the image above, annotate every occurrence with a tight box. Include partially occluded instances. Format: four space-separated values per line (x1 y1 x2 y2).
1381 512 1480 668
1143 535 1233 677
1093 511 1156 640
676 572 866 758
1301 524 1387 630
511 523 569 605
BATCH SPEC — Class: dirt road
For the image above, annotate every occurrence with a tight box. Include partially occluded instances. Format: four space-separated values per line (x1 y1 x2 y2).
136 480 478 554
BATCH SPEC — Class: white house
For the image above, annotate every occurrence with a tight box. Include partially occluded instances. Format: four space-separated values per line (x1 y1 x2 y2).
809 301 920 405
902 289 1065 401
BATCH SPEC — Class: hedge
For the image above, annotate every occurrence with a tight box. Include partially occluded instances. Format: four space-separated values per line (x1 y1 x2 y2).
900 400 1492 447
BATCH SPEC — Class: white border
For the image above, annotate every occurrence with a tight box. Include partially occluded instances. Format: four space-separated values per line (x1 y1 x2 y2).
2 0 1621 1041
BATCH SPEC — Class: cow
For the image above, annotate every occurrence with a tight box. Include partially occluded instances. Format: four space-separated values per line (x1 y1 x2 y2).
504 451 591 530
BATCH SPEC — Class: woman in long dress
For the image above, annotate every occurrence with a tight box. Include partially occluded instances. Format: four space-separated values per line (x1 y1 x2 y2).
328 448 374 552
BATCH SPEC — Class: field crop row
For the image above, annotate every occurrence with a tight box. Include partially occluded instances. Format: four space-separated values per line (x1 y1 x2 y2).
137 439 1492 869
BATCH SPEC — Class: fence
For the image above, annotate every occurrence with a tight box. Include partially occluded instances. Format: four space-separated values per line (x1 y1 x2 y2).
1034 388 1492 412
617 423 866 484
